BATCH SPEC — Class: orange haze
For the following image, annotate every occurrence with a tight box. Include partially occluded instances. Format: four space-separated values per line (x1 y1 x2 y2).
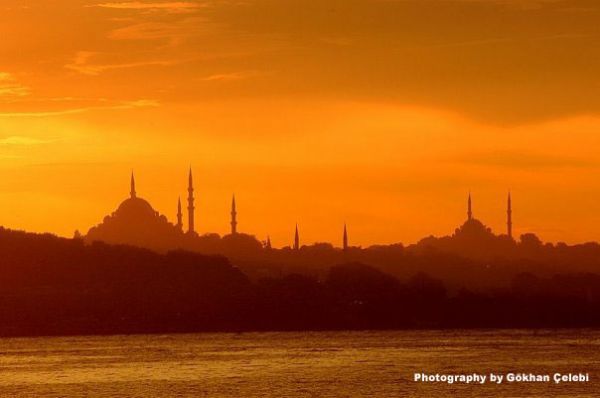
1 0 600 246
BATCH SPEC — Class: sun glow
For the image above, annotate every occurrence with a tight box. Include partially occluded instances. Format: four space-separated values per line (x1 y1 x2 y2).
1 0 600 246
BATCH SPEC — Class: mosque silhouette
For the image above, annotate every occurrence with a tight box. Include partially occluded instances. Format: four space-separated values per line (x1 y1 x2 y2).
84 171 515 255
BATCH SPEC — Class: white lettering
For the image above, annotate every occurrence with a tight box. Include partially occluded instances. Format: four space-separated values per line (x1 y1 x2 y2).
506 373 550 383
553 373 590 384
490 373 503 384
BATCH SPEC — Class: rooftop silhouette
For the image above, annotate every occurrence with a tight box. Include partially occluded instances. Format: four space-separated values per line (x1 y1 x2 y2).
84 173 517 258
76 171 600 291
1 174 600 337
85 173 183 251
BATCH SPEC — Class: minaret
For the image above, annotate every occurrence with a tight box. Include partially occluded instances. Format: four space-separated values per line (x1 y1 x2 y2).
294 224 300 250
176 197 183 230
130 172 136 198
467 192 473 221
265 236 272 249
187 168 195 234
230 195 238 235
343 223 348 251
507 191 513 239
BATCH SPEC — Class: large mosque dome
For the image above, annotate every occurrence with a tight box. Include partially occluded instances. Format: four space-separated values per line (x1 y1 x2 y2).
115 197 161 220
82 171 266 256
85 174 184 251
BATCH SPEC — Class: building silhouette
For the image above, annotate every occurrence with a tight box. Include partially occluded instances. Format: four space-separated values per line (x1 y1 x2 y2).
507 192 513 239
294 224 300 250
177 197 183 231
187 168 195 235
84 171 269 254
231 195 238 235
467 192 473 221
85 173 182 250
84 172 520 253
130 172 136 198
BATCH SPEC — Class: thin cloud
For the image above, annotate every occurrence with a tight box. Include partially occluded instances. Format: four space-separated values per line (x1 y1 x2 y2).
0 99 159 118
0 136 55 146
107 17 212 43
109 21 185 40
90 2 204 11
65 51 177 75
0 72 30 98
201 71 259 82
0 86 29 97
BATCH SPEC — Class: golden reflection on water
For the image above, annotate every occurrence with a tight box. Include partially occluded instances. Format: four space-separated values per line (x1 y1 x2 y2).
0 330 598 397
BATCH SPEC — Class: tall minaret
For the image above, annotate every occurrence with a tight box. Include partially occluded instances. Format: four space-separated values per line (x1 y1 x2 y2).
507 191 513 239
231 195 238 235
130 172 136 198
467 192 473 221
176 197 183 230
265 236 272 249
343 223 348 251
187 168 195 234
294 224 300 250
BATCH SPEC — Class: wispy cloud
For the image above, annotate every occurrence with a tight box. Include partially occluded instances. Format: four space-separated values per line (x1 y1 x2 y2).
89 2 204 11
107 17 211 44
201 71 259 82
109 21 184 41
0 99 159 118
0 72 30 98
0 154 23 160
0 86 29 97
0 136 55 146
65 51 176 75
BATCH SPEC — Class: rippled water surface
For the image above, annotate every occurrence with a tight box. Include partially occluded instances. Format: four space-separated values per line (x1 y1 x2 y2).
0 330 598 397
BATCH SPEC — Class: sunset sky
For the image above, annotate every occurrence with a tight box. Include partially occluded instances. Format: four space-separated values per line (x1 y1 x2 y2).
1 0 600 246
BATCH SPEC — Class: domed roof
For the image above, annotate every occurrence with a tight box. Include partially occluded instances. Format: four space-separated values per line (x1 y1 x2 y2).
454 218 494 238
84 175 186 252
115 196 156 217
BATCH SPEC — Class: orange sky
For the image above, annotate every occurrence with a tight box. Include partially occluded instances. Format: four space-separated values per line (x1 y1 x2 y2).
1 0 600 247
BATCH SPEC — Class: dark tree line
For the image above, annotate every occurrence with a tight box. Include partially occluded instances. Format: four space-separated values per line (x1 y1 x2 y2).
1 227 600 336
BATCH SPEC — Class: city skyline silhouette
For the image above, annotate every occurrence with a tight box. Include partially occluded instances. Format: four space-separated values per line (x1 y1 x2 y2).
3 2 600 396
2 1 600 247
81 171 522 251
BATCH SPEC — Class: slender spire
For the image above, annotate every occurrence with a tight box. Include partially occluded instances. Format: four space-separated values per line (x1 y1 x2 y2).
187 167 195 234
130 172 136 198
265 235 272 249
177 197 183 230
507 191 513 239
467 192 473 221
231 194 238 235
294 224 300 250
343 223 348 251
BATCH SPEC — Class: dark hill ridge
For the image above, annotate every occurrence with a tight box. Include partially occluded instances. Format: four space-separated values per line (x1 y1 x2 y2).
0 227 251 335
3 226 600 336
